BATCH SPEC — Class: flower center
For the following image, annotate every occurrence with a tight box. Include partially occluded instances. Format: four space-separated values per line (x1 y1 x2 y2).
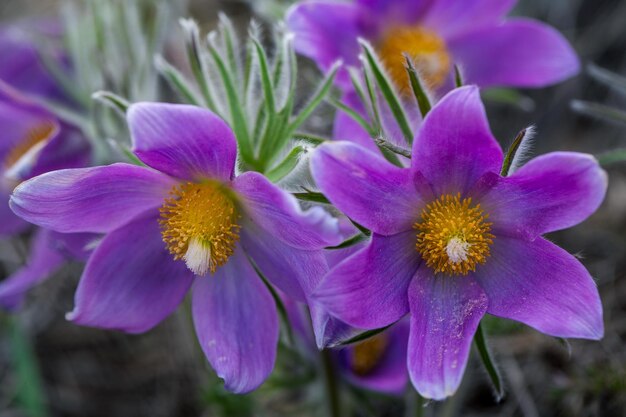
4 121 56 174
376 25 451 93
350 334 388 375
159 181 240 276
414 193 494 276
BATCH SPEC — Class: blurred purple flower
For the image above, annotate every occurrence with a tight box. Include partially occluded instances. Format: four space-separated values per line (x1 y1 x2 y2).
10 102 342 393
0 81 91 309
287 0 579 93
311 86 606 399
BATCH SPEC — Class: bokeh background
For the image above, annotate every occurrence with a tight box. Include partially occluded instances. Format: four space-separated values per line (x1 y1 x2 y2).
0 0 625 416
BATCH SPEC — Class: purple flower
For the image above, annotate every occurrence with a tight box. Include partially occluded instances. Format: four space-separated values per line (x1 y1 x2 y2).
337 320 409 395
310 86 606 399
0 20 71 103
0 81 90 307
287 0 579 92
10 102 342 393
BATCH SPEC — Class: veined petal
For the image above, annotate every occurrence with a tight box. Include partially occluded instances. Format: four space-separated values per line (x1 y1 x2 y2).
448 19 580 88
314 231 419 329
408 268 487 400
67 213 194 333
312 142 424 235
474 236 603 340
128 102 237 181
234 171 341 250
240 222 329 302
0 228 65 310
286 1 362 88
411 86 503 196
10 163 176 233
478 152 607 238
421 0 516 38
192 247 278 394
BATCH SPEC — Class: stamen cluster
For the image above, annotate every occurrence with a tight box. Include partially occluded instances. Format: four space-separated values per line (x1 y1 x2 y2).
159 181 240 275
414 193 494 276
351 334 389 375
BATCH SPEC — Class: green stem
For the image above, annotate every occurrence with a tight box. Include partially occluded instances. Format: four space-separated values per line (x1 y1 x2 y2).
474 322 504 401
321 349 341 417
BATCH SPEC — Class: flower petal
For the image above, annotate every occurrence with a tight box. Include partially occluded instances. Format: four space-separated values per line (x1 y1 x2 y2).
234 171 341 250
0 189 29 236
478 152 607 238
408 268 487 400
67 213 194 333
128 102 236 181
240 222 329 302
286 1 362 87
0 228 65 310
10 163 176 233
312 141 424 235
474 236 603 339
314 231 420 329
448 19 580 88
411 86 503 195
343 319 410 395
421 0 516 38
192 247 278 393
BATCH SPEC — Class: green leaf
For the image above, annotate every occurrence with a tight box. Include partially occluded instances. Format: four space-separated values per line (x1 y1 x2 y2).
338 324 393 346
404 54 432 118
375 137 412 159
266 146 307 182
252 38 277 113
154 55 202 105
292 132 328 145
474 322 504 402
293 191 330 204
7 317 48 417
92 90 130 114
180 18 217 110
454 65 463 88
360 40 413 144
597 148 626 166
325 233 368 250
482 88 535 112
329 98 378 138
571 100 626 125
288 62 340 133
588 63 626 96
500 128 528 176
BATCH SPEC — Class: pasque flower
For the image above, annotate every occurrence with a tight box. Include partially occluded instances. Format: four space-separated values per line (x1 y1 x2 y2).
311 86 606 400
10 102 341 393
287 0 579 93
0 81 91 308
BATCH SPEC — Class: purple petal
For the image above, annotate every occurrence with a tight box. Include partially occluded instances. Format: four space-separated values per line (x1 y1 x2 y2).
48 231 98 262
411 86 503 195
240 222 329 302
478 152 607 238
310 302 359 349
421 0 516 38
234 171 341 250
0 228 65 310
311 142 424 235
30 125 91 178
474 236 603 339
342 319 410 395
286 1 362 88
10 163 176 233
67 213 194 333
314 231 419 329
357 0 431 27
0 189 29 236
408 268 487 400
448 19 580 88
192 247 278 393
128 102 236 181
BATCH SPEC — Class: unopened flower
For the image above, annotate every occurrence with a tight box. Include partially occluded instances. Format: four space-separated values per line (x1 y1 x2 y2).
311 86 606 399
10 102 341 393
287 0 579 92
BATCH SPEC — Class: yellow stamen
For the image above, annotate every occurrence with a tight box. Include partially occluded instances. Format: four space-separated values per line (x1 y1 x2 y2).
414 193 494 276
376 25 451 94
159 181 240 275
4 121 56 169
351 334 388 375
